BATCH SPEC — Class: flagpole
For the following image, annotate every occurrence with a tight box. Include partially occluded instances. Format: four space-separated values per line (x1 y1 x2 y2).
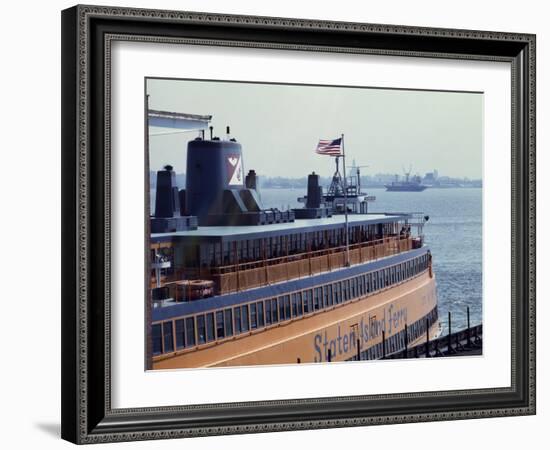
341 133 350 267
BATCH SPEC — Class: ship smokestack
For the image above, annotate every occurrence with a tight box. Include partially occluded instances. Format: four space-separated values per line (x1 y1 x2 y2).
185 139 245 220
306 172 322 209
245 169 258 190
185 139 293 226
154 165 181 218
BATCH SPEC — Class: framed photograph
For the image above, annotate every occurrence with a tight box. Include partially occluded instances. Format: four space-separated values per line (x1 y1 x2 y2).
61 4 535 444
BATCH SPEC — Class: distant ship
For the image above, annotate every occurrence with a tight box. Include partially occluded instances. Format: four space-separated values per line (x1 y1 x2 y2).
385 168 427 192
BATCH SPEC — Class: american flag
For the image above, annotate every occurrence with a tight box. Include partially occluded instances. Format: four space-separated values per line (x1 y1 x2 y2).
315 138 342 156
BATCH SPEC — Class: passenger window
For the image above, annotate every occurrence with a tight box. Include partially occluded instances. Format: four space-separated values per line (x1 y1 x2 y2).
284 296 291 319
216 311 225 339
206 313 215 342
224 309 233 337
241 305 249 331
305 290 313 311
196 315 206 344
257 302 265 327
152 323 162 355
163 322 174 353
185 317 196 346
234 307 242 334
250 303 257 329
175 319 185 349
265 300 272 325
279 297 285 320
271 299 278 323
314 288 321 310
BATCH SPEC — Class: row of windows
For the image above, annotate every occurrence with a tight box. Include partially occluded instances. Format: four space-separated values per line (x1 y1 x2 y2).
348 307 439 361
152 253 431 356
198 222 400 266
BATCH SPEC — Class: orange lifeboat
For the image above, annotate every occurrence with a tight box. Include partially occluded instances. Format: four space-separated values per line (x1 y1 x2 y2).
175 280 214 301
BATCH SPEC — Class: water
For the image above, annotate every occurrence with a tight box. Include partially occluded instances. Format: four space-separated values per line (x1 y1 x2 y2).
151 187 482 332
260 187 483 333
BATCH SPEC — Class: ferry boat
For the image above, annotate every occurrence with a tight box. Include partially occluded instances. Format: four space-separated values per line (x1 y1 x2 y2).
149 134 439 369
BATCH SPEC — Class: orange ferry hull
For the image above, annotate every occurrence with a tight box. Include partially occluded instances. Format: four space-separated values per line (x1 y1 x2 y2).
153 271 437 369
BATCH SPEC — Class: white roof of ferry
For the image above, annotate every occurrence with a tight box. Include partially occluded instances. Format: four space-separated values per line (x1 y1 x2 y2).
151 213 409 242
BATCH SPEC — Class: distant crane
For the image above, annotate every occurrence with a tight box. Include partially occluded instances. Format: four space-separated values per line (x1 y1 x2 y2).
402 164 413 183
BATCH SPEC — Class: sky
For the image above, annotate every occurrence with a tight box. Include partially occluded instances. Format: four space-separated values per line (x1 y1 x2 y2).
146 78 483 179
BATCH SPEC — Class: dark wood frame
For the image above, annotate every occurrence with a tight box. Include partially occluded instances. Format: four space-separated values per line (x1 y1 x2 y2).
61 4 536 444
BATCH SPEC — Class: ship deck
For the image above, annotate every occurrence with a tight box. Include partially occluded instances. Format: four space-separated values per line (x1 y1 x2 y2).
152 245 429 321
151 213 409 242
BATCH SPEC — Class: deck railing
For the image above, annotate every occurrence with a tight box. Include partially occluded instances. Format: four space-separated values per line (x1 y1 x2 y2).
157 236 416 294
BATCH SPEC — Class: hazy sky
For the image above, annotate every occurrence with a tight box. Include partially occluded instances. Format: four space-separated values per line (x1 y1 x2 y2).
147 78 483 179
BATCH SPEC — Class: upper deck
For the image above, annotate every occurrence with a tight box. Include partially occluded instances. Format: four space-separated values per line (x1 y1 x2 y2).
151 213 409 243
150 212 424 301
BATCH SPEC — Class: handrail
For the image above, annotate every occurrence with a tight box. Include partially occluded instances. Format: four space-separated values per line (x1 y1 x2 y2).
152 235 420 292
211 235 416 275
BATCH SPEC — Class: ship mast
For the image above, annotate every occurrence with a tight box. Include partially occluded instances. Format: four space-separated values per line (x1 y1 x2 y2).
318 135 350 265
342 133 350 267
327 158 345 197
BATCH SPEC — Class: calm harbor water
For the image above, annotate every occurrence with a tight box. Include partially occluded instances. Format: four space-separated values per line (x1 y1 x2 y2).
151 187 482 333
259 187 483 333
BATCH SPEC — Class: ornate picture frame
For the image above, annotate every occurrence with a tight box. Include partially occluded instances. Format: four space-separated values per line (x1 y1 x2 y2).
61 4 535 444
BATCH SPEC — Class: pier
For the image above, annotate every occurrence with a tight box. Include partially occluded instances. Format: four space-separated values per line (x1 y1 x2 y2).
338 309 483 362
383 323 482 359
381 309 483 360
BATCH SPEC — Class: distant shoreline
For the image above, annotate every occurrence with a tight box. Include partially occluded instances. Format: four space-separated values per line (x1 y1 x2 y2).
149 171 482 190
257 185 483 190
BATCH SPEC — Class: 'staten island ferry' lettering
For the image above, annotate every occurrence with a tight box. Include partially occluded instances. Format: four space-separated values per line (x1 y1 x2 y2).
148 127 439 369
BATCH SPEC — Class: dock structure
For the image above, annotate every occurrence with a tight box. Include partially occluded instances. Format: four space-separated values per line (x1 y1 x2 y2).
148 109 212 134
384 323 483 359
